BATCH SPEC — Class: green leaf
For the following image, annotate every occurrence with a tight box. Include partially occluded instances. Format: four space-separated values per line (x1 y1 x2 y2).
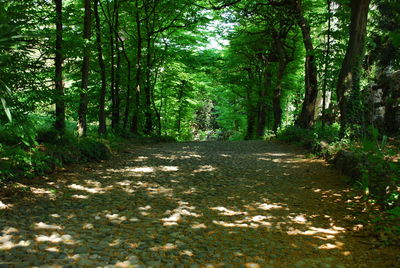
0 97 11 122
389 32 400 48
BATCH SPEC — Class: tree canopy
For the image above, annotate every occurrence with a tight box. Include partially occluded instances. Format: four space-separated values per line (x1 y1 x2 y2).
1 0 399 141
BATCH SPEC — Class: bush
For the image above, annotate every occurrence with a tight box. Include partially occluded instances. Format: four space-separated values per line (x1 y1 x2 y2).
0 123 112 184
78 137 111 161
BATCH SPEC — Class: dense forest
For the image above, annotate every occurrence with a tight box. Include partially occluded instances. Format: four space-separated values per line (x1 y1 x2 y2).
0 0 400 266
0 0 399 232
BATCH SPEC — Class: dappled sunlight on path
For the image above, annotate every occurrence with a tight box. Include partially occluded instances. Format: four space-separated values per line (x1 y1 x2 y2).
0 141 398 267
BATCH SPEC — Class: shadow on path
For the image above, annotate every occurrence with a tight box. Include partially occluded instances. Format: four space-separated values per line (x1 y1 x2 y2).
0 141 398 267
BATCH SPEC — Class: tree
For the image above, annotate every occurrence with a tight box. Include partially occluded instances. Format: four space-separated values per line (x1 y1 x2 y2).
336 0 371 135
94 0 107 135
54 0 65 134
77 0 92 137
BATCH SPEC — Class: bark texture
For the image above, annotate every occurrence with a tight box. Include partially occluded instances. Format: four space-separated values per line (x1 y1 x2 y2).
94 0 107 135
54 0 65 134
77 0 92 137
293 0 319 129
336 0 371 133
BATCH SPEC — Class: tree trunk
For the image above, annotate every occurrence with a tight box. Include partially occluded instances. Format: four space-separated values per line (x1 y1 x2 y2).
245 69 255 139
131 0 142 134
144 35 153 134
77 0 92 137
273 38 288 133
294 0 319 129
54 0 65 134
273 64 286 133
256 61 271 138
113 0 121 128
123 57 132 130
176 81 186 134
321 0 332 127
107 1 116 129
94 0 107 135
151 68 162 136
336 0 371 134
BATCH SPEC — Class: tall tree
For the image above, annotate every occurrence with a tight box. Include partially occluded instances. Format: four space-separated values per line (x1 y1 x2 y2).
292 0 319 128
336 0 371 134
54 0 65 134
94 0 107 135
77 0 92 137
114 1 121 128
131 0 142 134
321 0 332 127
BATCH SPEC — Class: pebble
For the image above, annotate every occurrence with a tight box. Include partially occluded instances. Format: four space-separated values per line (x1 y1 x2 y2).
1 141 396 267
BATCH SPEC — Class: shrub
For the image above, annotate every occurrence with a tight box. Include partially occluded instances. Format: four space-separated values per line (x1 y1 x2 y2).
78 137 111 161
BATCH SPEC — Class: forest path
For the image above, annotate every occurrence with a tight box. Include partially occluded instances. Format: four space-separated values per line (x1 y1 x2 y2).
1 140 399 267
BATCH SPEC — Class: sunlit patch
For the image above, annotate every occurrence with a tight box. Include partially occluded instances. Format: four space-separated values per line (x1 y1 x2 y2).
72 194 88 199
117 180 132 186
83 223 94 229
162 203 200 226
46 246 60 252
84 180 102 187
160 166 179 172
147 185 174 196
130 167 154 173
30 187 57 197
181 153 201 159
318 241 344 249
153 154 176 160
0 201 13 210
257 202 284 210
315 235 335 240
134 156 149 162
59 234 74 244
210 206 247 216
245 263 260 268
139 205 152 211
352 224 364 231
180 249 194 256
51 214 61 218
289 214 308 224
342 251 351 256
0 237 31 250
129 217 140 222
220 154 231 158
68 183 104 194
110 239 121 246
106 214 127 222
183 187 198 194
194 165 216 172
36 232 64 243
212 220 249 228
35 222 63 230
233 251 244 257
247 215 270 222
161 213 181 225
2 227 18 234
191 223 207 229
287 226 345 236
151 243 177 251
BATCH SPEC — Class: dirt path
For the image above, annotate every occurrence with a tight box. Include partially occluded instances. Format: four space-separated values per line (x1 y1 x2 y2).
0 141 398 267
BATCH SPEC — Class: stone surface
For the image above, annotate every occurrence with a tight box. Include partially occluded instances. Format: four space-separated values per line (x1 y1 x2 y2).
0 141 398 267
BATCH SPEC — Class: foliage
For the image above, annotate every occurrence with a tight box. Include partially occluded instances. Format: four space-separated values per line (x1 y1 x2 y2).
0 117 111 184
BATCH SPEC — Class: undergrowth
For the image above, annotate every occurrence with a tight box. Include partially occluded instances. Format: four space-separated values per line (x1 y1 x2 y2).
0 115 178 185
0 117 113 184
